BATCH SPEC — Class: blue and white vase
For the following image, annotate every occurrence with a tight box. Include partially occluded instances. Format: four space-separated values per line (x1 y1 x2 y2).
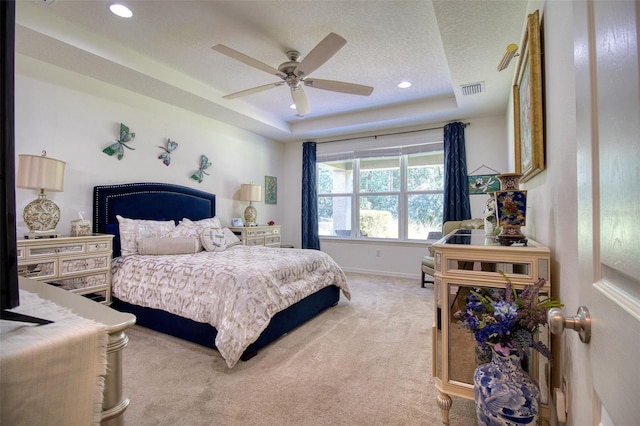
474 347 540 425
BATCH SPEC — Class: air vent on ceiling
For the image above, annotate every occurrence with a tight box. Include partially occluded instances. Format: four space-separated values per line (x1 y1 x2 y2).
461 82 485 96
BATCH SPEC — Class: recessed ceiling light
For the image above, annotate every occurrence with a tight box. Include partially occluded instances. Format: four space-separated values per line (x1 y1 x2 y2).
290 104 297 110
109 3 133 18
398 81 412 89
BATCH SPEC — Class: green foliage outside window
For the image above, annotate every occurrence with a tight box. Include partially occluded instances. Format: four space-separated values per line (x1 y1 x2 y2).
360 209 393 238
317 151 444 239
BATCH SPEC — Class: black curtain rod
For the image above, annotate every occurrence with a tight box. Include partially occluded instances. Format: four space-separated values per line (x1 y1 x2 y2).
315 122 470 145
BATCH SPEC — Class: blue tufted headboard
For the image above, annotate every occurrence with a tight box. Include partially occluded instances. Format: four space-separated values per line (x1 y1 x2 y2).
93 182 216 257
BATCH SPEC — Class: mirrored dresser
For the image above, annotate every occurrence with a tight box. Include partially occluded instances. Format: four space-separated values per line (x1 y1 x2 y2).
431 229 552 425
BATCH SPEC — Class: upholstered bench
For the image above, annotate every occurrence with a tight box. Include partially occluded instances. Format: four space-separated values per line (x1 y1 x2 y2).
421 219 484 288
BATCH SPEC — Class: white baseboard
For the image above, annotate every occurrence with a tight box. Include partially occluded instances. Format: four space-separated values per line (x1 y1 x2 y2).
339 267 420 280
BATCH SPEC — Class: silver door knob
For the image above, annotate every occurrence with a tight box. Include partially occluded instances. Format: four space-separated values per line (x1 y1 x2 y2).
547 306 591 343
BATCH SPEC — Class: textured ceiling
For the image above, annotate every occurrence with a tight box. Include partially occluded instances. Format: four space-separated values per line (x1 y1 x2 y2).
14 0 529 143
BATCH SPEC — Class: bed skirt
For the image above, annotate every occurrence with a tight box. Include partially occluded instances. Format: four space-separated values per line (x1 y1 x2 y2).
112 284 341 361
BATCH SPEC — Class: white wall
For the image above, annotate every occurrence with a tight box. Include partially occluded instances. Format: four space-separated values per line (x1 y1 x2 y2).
518 2 580 424
282 115 509 277
281 141 303 247
15 55 513 281
14 55 284 237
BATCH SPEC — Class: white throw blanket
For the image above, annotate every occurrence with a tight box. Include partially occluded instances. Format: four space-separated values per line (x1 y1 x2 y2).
112 245 350 367
1 290 108 425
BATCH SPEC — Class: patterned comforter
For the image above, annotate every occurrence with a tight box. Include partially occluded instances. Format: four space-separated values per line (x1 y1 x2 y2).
111 246 350 367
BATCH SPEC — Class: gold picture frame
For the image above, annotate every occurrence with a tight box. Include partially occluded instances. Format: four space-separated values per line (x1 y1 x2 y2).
513 10 544 182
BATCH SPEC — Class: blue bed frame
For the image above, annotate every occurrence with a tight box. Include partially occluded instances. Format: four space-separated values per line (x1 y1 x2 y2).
93 182 340 361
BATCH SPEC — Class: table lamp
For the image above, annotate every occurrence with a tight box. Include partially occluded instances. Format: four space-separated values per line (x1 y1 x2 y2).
17 151 66 238
240 183 261 227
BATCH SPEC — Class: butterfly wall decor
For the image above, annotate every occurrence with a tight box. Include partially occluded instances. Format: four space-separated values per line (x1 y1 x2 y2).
103 123 135 160
158 138 178 166
191 155 211 183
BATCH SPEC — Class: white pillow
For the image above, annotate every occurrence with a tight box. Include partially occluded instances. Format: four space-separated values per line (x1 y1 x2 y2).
164 219 201 239
116 215 175 256
138 237 201 255
175 217 223 235
200 227 227 252
193 217 222 230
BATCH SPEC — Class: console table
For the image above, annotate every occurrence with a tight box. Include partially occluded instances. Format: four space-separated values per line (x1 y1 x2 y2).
431 229 551 425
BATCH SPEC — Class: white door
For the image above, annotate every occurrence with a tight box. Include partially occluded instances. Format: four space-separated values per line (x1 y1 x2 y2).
574 1 640 425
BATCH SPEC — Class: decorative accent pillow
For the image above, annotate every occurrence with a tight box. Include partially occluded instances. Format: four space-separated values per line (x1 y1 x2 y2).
200 227 227 252
116 215 175 256
222 228 242 248
138 237 201 255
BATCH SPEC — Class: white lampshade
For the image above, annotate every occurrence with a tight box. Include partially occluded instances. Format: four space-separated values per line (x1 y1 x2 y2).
17 154 66 192
240 184 262 202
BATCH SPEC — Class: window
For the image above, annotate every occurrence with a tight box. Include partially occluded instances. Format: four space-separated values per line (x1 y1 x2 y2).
317 141 444 241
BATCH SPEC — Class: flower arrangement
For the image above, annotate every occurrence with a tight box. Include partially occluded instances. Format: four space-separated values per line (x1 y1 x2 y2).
454 272 562 363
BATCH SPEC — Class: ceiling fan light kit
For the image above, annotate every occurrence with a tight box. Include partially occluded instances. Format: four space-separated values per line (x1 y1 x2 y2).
212 32 373 116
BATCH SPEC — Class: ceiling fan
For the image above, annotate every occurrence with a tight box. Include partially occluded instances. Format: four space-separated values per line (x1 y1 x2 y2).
212 33 373 116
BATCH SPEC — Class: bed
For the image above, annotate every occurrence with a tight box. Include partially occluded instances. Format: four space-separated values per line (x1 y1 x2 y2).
93 182 350 368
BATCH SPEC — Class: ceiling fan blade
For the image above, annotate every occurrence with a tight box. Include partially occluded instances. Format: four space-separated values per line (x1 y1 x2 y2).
294 33 347 78
291 87 310 116
223 82 284 100
304 79 373 96
212 44 287 79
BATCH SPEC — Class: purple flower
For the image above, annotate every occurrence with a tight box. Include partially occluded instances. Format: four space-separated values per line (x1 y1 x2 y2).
455 274 562 364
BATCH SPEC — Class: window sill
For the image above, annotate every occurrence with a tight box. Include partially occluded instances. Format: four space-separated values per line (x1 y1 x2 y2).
320 237 434 247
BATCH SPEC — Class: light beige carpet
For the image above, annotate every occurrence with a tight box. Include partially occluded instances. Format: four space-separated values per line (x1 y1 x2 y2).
121 272 477 425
